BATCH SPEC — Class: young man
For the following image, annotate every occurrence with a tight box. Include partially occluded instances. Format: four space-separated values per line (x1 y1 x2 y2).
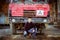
24 18 37 37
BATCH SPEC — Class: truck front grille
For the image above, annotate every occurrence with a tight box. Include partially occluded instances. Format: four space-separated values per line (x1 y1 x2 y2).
24 10 36 17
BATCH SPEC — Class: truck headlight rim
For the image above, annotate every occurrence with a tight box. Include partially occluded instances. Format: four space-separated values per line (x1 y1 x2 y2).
43 19 47 22
12 19 16 22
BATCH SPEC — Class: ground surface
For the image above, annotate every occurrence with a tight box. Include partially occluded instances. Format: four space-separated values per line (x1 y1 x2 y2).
0 25 60 40
0 35 60 40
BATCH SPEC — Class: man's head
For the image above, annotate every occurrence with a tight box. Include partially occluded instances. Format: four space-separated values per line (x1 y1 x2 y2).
28 18 32 23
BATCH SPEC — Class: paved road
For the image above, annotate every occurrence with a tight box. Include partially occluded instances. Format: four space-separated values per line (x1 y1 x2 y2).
0 25 60 40
0 35 60 40
44 25 60 37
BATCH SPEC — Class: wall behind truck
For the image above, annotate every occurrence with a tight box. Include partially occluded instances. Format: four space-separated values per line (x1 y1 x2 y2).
0 13 6 24
0 0 9 24
54 0 60 29
48 0 58 24
0 0 12 35
57 0 60 21
3 3 9 24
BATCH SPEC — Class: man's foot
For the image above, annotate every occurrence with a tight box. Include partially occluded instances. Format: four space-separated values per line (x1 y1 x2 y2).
26 36 31 39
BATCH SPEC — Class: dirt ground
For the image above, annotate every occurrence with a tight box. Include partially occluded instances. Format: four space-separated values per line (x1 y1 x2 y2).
0 35 60 40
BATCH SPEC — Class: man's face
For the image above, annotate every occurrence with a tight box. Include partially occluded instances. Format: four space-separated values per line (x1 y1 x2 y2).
28 18 32 23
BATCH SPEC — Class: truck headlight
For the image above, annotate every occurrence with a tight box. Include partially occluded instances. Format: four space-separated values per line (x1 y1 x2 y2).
12 19 16 22
43 19 47 22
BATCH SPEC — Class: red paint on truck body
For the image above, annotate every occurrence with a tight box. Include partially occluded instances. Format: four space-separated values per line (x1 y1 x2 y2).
9 3 50 17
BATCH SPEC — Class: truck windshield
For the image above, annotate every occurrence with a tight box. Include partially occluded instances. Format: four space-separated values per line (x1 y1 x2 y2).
12 0 47 4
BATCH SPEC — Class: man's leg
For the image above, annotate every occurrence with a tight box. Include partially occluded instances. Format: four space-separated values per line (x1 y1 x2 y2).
32 28 37 37
24 31 27 37
32 32 36 36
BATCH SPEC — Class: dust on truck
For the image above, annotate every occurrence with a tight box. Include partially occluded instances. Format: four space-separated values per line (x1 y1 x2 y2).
8 0 50 34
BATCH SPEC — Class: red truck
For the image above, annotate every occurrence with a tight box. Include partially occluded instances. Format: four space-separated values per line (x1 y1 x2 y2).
8 0 50 34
